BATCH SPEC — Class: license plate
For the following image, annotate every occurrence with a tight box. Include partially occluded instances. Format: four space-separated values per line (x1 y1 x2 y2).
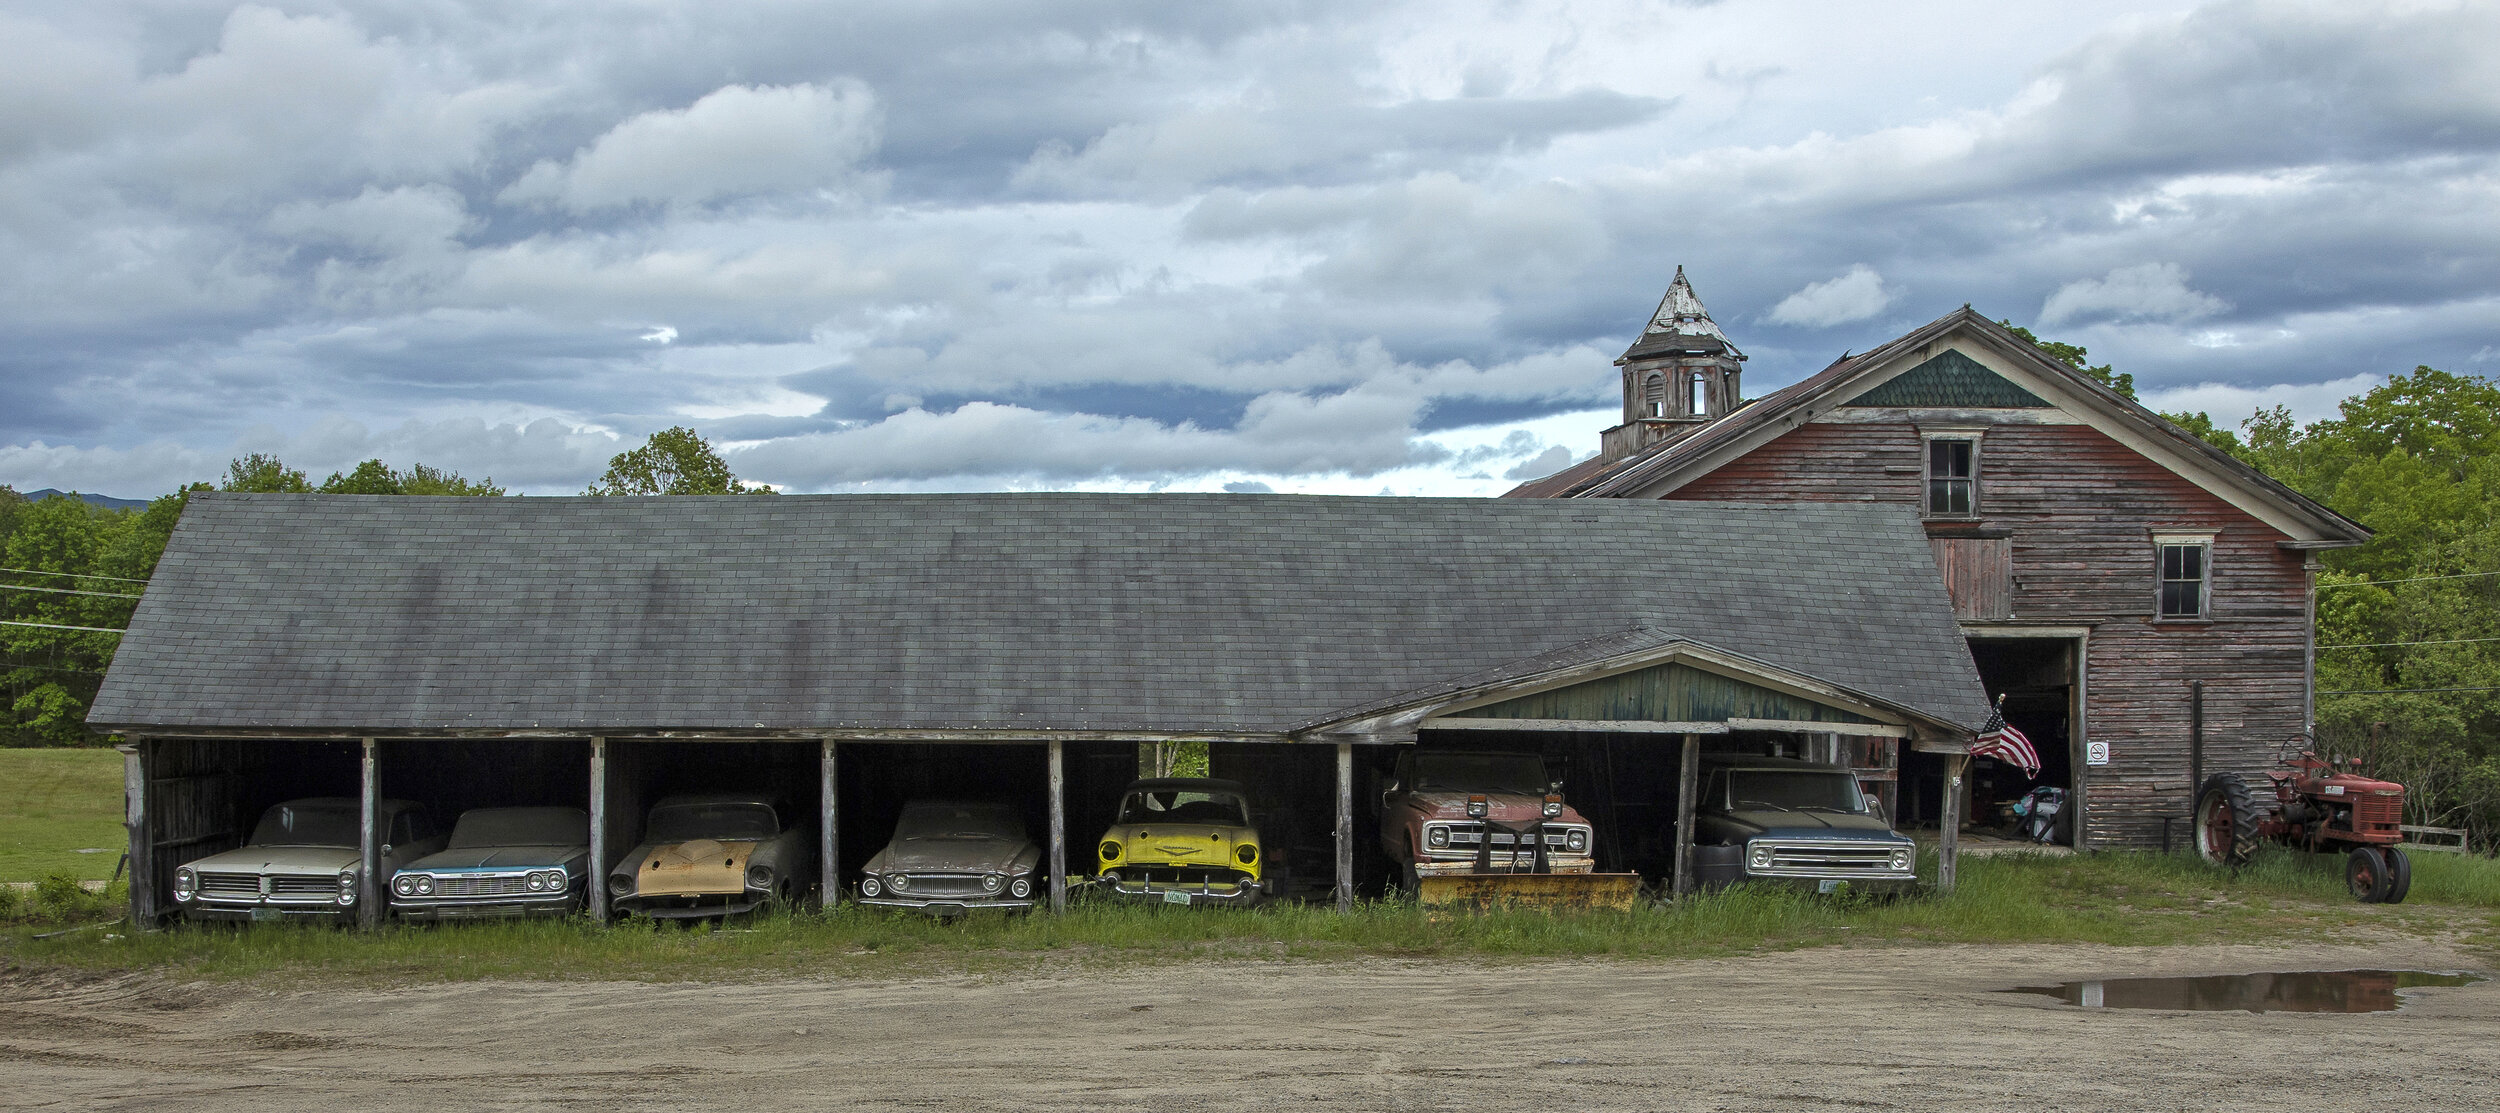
1817 879 1843 894
249 907 283 922
1162 890 1192 906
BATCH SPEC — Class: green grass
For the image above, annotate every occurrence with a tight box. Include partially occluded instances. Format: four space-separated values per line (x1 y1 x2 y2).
10 847 2499 986
0 747 125 881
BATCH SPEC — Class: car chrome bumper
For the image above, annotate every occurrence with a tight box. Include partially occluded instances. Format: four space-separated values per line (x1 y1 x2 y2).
394 896 578 920
1089 878 1264 905
858 896 1036 912
180 901 350 922
615 891 774 919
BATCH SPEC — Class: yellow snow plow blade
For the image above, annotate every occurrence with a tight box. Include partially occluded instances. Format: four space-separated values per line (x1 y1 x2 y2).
1417 872 1642 913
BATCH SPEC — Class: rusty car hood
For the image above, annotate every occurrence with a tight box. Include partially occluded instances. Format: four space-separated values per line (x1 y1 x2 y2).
633 838 759 897
1403 791 1589 827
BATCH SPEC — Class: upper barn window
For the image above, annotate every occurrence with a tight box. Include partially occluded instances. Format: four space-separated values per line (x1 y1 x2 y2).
1924 436 1977 517
2156 536 2213 619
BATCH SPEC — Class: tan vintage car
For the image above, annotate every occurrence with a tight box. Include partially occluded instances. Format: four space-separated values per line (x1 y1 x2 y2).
605 793 813 919
172 797 445 923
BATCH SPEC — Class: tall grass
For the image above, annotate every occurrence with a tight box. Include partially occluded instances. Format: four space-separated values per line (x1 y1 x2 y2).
12 847 2494 985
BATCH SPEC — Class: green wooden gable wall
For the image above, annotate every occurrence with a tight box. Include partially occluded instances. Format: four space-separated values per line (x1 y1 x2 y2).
1444 662 1882 725
1843 349 2052 409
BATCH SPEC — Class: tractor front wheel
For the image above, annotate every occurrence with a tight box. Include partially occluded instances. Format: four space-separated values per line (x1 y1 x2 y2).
2345 846 2395 903
2382 847 2413 904
2194 773 2260 867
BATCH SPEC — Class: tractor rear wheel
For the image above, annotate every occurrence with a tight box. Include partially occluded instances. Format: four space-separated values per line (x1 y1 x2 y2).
2382 847 2413 904
2345 846 2395 903
2193 773 2260 867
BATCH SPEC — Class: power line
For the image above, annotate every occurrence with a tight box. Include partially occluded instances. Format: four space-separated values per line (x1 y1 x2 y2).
2319 570 2500 590
2319 685 2500 696
0 583 143 601
2318 636 2500 650
0 620 124 635
0 566 149 585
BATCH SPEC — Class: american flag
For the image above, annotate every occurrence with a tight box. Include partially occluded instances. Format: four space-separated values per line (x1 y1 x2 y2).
1971 699 2040 777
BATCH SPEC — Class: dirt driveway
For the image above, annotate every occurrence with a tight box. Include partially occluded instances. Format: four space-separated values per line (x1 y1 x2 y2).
3 938 2492 1111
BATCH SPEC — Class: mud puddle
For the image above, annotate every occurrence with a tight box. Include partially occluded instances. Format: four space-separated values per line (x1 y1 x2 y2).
2006 969 2486 1013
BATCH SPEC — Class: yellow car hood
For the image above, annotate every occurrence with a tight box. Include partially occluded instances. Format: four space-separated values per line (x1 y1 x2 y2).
636 839 759 897
1105 824 1256 867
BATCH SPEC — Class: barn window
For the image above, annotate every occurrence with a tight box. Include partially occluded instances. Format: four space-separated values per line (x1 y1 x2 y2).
2157 539 2211 619
1924 436 1977 516
1689 373 1710 416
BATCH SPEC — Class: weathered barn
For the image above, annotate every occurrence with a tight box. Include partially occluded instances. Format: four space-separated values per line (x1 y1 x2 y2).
1510 274 2371 847
93 491 1991 921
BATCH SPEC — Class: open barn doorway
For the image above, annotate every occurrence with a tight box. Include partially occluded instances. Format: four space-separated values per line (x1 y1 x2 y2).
1901 636 2079 847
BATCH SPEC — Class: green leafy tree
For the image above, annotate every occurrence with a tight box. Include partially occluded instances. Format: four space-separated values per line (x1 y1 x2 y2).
1998 321 2136 400
1 495 138 745
318 459 505 496
585 426 772 495
222 453 312 493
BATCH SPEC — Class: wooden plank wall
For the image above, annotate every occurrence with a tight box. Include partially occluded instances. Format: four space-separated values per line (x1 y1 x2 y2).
1669 420 2313 847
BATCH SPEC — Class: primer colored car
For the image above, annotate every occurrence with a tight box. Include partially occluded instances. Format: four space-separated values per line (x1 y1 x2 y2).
1091 778 1264 906
606 793 812 919
1689 755 1917 893
171 797 444 923
857 799 1042 913
391 806 590 920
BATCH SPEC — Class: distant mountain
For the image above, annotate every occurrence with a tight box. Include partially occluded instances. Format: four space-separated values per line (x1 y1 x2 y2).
18 488 149 510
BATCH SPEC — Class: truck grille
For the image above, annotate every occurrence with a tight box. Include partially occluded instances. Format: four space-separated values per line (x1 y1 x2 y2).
434 875 530 898
1441 823 1582 848
895 873 990 896
196 871 261 896
269 874 343 896
1755 842 1906 874
2353 794 2402 836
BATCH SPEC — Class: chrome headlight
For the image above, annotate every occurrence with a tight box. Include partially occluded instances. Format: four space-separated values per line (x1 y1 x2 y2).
173 867 197 897
1236 844 1258 865
393 875 417 897
1009 876 1031 899
607 874 633 897
889 873 909 891
337 871 359 906
414 875 434 896
1890 847 1913 871
1542 795 1564 819
1425 825 1449 849
747 865 774 890
1099 841 1121 861
860 876 882 898
1565 829 1588 853
526 872 548 891
982 873 1003 892
1747 844 1773 870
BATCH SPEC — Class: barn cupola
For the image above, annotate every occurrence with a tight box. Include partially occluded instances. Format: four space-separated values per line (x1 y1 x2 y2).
1600 267 1746 462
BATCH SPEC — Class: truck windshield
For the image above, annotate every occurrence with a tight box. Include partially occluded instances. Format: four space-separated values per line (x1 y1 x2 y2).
1725 770 1866 813
895 802 1026 841
249 802 361 847
646 802 780 842
1413 753 1549 795
1118 790 1249 826
449 807 587 849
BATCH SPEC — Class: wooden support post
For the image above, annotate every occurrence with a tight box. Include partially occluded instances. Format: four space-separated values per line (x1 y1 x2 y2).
835 735 855 900
1047 740 1067 914
1939 753 1967 894
359 737 381 929
1673 732 1700 898
2189 679 2205 805
1335 742 1355 913
587 737 608 923
120 740 154 928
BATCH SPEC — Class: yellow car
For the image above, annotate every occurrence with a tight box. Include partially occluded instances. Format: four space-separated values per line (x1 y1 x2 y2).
1092 778 1264 906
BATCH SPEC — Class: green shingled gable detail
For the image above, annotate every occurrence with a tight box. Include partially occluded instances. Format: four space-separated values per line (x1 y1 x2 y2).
1446 662 1880 725
1843 350 2051 408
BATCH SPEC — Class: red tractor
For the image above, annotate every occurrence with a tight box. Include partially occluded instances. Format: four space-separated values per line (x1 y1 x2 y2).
2194 751 2412 903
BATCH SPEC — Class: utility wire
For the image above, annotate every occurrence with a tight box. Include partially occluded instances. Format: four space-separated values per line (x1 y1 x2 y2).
0 583 143 600
0 566 149 585
2318 570 2500 590
2317 636 2500 650
0 620 124 634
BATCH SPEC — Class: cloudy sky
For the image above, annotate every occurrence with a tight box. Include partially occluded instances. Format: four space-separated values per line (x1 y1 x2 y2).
3 1 2495 498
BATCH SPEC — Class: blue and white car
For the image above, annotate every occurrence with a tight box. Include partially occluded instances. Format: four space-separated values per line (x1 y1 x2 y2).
391 806 589 919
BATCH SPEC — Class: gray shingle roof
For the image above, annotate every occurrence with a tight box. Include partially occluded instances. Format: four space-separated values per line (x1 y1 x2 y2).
90 492 1992 736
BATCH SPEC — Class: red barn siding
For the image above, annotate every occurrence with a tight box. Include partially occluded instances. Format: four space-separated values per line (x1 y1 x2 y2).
1664 420 2312 847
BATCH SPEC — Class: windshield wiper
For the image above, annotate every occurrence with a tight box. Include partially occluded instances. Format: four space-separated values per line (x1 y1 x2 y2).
1733 800 1794 812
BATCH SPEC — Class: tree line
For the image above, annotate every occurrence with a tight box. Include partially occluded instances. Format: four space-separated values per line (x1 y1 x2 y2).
0 428 757 744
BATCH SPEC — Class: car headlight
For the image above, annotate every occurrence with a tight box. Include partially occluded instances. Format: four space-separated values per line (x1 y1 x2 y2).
1748 845 1773 870
337 870 359 906
414 875 434 895
1235 844 1257 865
889 874 909 891
1425 825 1449 849
1565 829 1588 853
1010 876 1031 899
747 865 775 890
608 875 633 897
1542 795 1564 819
394 875 416 897
1099 841 1122 861
860 876 882 898
1890 847 1913 871
526 872 547 891
982 874 1002 892
174 867 197 897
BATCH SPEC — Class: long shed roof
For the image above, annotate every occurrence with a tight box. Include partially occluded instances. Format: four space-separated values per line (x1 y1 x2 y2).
90 492 1992 738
